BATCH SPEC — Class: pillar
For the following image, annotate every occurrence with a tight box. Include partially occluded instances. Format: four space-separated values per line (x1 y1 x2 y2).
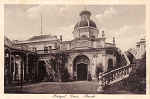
9 51 12 83
93 55 97 80
36 60 39 81
13 56 16 81
23 61 24 81
26 53 29 81
91 55 96 80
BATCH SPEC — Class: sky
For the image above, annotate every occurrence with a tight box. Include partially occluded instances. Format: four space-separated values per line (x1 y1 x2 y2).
4 4 145 51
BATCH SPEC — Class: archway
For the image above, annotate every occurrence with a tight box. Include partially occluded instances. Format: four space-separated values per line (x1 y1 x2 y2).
73 55 90 81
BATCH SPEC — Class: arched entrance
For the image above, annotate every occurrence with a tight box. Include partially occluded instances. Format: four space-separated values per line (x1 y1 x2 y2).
73 55 90 81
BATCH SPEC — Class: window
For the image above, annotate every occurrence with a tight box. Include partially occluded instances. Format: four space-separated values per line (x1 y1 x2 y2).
44 46 48 53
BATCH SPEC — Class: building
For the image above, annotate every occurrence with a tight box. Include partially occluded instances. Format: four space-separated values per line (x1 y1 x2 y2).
12 10 129 81
4 36 39 85
127 38 146 59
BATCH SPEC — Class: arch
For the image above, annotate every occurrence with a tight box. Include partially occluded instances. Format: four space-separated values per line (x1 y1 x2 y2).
73 55 90 80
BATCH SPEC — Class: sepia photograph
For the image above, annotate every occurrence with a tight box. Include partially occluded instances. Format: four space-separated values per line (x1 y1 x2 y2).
4 4 146 94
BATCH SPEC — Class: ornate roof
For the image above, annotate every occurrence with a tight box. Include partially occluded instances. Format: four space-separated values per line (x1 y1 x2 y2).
80 10 91 16
74 10 97 29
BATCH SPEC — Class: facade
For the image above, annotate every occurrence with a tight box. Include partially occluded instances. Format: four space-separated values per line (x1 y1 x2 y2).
11 10 129 81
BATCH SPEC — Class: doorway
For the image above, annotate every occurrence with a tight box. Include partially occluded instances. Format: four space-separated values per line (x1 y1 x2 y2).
77 63 88 80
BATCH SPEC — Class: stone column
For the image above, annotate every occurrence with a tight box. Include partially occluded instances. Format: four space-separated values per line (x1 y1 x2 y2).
23 60 24 81
26 53 29 81
36 59 39 81
93 54 97 80
9 51 12 83
9 52 11 75
67 55 73 78
13 56 16 81
91 55 96 80
17 59 21 81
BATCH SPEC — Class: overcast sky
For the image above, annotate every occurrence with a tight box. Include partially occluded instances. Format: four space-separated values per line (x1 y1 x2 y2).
5 4 145 51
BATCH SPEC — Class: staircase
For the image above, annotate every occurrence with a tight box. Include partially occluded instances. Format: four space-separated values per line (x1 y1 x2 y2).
97 50 135 92
97 64 136 92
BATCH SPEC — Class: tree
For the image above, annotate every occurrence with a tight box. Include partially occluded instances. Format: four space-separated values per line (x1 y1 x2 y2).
124 52 146 93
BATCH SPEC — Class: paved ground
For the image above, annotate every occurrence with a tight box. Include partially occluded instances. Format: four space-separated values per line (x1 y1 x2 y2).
5 81 99 94
4 81 143 94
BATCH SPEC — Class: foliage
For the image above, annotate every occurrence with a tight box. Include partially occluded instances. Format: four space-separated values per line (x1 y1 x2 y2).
48 53 70 82
115 50 127 67
125 51 136 64
61 67 70 82
124 53 146 93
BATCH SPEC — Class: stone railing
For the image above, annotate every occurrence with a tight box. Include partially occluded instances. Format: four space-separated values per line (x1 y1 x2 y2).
97 64 136 92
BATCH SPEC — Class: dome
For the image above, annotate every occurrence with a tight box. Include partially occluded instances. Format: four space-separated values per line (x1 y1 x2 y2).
80 10 91 16
74 20 97 29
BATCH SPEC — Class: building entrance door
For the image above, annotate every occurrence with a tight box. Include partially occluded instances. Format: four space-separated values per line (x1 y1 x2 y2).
77 63 88 80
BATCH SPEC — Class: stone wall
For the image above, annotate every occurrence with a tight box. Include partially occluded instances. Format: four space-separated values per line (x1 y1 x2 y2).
66 49 116 80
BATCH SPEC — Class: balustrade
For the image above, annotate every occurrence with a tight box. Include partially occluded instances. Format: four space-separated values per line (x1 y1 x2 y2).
97 64 136 92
